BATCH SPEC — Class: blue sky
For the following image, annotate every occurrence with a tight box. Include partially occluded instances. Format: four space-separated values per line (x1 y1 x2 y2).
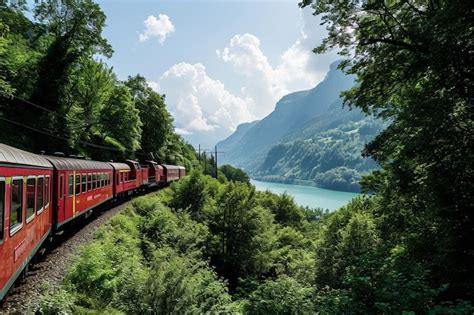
96 0 338 147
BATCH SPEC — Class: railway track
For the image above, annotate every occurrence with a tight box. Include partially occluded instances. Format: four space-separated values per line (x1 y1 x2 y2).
0 196 138 314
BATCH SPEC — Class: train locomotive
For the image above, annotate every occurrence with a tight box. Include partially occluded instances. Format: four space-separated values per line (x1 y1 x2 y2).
0 143 185 300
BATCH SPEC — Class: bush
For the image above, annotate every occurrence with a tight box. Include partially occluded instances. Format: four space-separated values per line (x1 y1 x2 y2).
245 276 315 314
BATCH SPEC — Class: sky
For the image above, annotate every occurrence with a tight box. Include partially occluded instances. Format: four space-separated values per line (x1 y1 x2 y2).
94 0 338 148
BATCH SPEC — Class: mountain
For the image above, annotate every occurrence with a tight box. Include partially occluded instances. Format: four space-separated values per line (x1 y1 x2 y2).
217 61 385 192
218 120 260 153
218 62 355 168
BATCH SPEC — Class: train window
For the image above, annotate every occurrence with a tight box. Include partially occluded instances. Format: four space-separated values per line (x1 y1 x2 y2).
87 174 91 191
60 175 64 199
68 175 74 196
92 173 97 190
45 176 50 207
37 176 44 213
82 174 86 193
116 173 120 183
26 177 36 222
10 177 23 234
98 173 102 188
107 173 110 186
0 179 5 242
75 174 81 194
102 173 106 187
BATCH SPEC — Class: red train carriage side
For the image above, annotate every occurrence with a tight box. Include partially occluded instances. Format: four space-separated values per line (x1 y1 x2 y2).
0 144 53 301
124 160 143 189
161 165 180 184
109 162 137 198
178 166 186 178
145 161 163 187
43 156 113 230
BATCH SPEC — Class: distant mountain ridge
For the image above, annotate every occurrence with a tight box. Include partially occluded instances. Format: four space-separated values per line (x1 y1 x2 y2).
217 62 385 192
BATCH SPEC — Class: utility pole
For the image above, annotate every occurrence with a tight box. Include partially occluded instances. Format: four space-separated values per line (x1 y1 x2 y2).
215 146 218 179
198 146 224 178
198 144 201 164
214 146 225 179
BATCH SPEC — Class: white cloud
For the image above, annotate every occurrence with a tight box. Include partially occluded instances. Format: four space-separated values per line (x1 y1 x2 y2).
150 63 254 147
217 33 286 118
217 9 338 118
148 81 160 92
175 128 192 135
138 14 175 44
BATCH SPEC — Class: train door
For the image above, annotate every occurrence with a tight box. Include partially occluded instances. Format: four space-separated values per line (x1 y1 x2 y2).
57 173 65 225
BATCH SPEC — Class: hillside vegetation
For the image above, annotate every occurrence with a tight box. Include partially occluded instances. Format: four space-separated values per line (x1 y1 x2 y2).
40 172 328 313
40 171 472 314
254 101 385 192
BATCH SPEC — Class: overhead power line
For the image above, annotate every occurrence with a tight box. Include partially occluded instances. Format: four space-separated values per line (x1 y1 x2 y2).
0 116 121 152
2 95 157 157
4 94 85 124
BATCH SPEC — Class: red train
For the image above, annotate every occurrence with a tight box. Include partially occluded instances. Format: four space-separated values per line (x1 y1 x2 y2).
0 143 186 300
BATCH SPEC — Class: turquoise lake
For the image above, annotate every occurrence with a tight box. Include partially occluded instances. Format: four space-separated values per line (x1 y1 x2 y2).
250 179 359 210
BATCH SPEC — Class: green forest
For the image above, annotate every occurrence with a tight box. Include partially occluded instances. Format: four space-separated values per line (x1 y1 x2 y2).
2 0 474 313
255 114 385 192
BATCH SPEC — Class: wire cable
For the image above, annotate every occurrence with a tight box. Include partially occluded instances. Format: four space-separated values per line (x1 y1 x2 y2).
0 116 121 151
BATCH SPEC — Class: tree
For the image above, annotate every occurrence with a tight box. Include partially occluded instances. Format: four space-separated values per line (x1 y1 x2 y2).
64 58 114 153
125 75 173 158
219 164 250 184
208 182 274 289
99 84 142 157
245 276 315 314
30 0 112 152
170 170 209 220
302 0 474 302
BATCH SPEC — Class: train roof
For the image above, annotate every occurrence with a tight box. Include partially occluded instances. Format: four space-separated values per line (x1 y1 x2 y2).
108 162 131 171
44 155 113 171
161 164 180 170
178 166 186 170
0 143 53 169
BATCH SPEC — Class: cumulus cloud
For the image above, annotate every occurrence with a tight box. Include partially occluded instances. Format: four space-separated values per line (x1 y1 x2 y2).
217 9 338 118
138 14 175 44
151 63 254 147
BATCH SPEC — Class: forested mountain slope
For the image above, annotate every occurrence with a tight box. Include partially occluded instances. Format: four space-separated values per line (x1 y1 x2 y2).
218 62 354 166
218 62 385 192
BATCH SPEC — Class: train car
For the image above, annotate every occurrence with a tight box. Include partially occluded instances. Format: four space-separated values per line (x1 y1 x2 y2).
124 160 150 188
109 162 137 198
178 166 186 178
0 144 53 301
43 156 113 229
161 164 180 184
145 161 164 187
140 166 149 187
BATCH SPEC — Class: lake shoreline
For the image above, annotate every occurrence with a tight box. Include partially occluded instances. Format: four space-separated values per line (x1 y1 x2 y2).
250 175 361 194
250 179 359 211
